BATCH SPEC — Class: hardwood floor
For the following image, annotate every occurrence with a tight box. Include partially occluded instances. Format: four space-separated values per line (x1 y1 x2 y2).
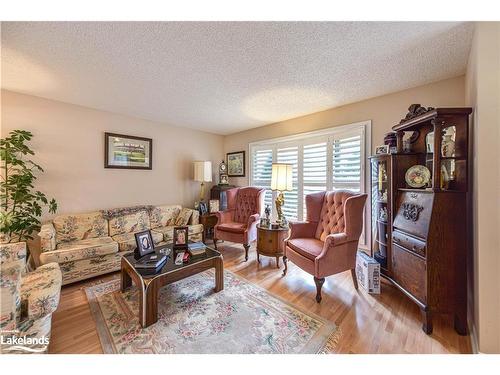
49 242 472 354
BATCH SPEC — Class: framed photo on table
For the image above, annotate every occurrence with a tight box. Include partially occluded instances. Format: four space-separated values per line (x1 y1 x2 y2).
105 132 152 170
173 226 189 249
134 230 155 258
227 151 245 177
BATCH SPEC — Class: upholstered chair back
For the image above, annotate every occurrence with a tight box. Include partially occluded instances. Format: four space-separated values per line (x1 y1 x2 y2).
227 187 265 223
304 190 367 242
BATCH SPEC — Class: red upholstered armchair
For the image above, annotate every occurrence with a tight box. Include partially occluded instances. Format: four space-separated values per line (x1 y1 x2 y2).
283 190 367 302
213 187 265 261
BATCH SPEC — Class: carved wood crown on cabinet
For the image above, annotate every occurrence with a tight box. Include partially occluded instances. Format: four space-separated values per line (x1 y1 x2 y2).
370 107 472 336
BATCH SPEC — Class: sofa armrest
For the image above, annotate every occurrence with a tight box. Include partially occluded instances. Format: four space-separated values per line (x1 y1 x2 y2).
215 209 235 225
39 222 56 253
189 209 200 225
0 242 27 266
20 263 62 321
0 261 23 330
288 221 317 240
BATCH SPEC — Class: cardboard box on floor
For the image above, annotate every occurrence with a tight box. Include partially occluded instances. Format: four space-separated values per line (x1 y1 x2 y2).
356 251 381 294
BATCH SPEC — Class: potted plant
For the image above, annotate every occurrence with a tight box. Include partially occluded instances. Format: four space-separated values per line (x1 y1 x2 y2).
0 130 57 259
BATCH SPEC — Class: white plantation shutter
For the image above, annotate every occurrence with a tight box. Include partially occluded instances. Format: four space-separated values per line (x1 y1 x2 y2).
276 146 299 221
250 122 368 244
251 147 273 211
302 141 327 219
332 132 362 192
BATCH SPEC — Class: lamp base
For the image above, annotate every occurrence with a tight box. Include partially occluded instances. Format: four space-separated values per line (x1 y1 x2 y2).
275 191 288 228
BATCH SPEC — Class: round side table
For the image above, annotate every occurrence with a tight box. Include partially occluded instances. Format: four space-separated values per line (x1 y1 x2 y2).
256 225 290 268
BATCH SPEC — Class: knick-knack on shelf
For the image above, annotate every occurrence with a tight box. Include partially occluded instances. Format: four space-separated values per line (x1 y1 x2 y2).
441 127 456 157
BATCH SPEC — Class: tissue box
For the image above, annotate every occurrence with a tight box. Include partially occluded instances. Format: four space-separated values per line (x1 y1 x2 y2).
356 251 381 294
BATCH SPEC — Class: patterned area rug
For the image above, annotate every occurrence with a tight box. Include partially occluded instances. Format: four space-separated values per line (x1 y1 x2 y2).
85 270 340 354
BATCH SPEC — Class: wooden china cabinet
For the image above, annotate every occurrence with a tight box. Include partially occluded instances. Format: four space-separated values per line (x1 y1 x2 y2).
370 106 472 335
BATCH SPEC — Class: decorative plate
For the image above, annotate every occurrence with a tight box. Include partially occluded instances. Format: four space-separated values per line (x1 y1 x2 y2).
405 165 431 188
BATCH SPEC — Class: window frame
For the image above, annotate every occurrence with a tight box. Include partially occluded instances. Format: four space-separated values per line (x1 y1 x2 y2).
249 120 371 248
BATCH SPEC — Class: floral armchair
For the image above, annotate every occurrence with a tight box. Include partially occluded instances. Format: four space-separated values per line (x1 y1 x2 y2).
213 187 265 261
0 242 62 353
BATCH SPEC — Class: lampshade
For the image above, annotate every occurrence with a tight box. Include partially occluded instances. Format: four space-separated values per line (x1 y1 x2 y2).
271 163 293 191
193 161 212 182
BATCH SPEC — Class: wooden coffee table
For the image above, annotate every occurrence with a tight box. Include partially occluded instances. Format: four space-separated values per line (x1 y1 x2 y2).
121 243 223 328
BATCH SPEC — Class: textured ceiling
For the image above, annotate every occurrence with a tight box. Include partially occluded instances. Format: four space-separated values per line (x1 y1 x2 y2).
1 22 473 135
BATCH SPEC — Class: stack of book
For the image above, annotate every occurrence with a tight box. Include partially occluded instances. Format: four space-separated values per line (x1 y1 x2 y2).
188 242 207 257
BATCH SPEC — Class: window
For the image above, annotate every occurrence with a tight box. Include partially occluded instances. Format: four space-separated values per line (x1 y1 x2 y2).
249 121 370 246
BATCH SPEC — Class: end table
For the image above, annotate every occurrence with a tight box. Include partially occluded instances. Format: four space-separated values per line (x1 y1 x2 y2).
256 225 290 268
200 213 218 243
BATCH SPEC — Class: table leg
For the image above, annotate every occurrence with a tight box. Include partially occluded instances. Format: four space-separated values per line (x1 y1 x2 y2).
214 256 224 292
121 268 132 292
282 256 288 276
142 282 159 328
275 256 280 268
257 251 260 263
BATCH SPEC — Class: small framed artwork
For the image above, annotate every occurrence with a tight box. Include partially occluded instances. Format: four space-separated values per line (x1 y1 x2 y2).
173 226 189 249
209 199 219 213
134 230 155 258
219 174 229 185
105 132 152 170
227 151 245 177
375 145 389 155
198 201 208 215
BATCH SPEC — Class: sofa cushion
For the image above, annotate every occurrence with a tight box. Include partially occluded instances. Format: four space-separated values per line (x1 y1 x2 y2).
150 205 182 228
21 263 62 320
39 237 119 264
0 261 23 331
287 238 324 261
154 224 204 243
108 210 151 237
112 231 163 252
53 212 108 244
174 208 193 226
217 222 247 234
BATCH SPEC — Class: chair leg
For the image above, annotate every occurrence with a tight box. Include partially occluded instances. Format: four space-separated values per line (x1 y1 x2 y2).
314 277 325 303
213 239 218 250
350 268 358 290
282 256 288 277
243 244 250 261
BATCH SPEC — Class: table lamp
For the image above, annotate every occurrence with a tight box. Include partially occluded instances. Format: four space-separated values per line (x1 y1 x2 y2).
271 163 293 227
194 161 212 203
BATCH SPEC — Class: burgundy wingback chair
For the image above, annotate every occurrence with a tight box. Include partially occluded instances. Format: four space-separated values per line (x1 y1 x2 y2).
283 190 367 302
213 187 265 261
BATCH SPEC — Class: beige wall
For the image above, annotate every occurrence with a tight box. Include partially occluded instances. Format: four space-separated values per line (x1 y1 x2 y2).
1 90 224 219
465 22 500 354
223 76 465 187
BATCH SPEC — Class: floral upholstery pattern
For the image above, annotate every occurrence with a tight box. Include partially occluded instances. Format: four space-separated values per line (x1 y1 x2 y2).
108 210 150 237
53 212 108 244
0 242 61 354
21 263 62 320
39 237 118 264
0 261 23 331
149 205 181 228
39 223 56 253
37 204 203 285
59 252 126 285
112 231 164 252
0 241 27 266
153 224 203 243
174 208 193 226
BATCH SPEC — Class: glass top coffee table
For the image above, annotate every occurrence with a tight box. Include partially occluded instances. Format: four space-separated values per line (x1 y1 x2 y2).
121 243 224 328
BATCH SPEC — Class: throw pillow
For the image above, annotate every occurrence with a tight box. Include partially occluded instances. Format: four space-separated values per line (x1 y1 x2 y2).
174 208 193 226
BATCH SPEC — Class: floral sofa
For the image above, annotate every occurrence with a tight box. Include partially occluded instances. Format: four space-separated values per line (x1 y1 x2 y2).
37 205 202 285
0 242 62 353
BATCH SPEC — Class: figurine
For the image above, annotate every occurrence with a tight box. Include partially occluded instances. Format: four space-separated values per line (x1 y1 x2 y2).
264 204 271 220
379 207 388 222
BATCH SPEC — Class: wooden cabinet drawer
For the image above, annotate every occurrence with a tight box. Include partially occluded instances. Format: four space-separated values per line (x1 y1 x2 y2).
392 229 426 258
392 244 427 304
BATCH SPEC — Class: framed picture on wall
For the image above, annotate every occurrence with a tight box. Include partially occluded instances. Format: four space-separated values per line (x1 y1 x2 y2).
227 151 245 177
104 132 152 169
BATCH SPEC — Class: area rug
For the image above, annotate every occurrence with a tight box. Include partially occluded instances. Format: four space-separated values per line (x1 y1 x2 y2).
85 270 340 354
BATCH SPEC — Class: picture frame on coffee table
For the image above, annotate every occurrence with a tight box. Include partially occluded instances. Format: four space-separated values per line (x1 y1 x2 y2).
134 230 155 258
173 226 189 249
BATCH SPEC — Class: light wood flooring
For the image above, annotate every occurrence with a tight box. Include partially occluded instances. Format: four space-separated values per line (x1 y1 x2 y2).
49 242 472 354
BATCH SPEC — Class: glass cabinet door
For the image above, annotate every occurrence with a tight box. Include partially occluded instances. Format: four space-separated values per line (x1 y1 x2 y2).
371 157 389 269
